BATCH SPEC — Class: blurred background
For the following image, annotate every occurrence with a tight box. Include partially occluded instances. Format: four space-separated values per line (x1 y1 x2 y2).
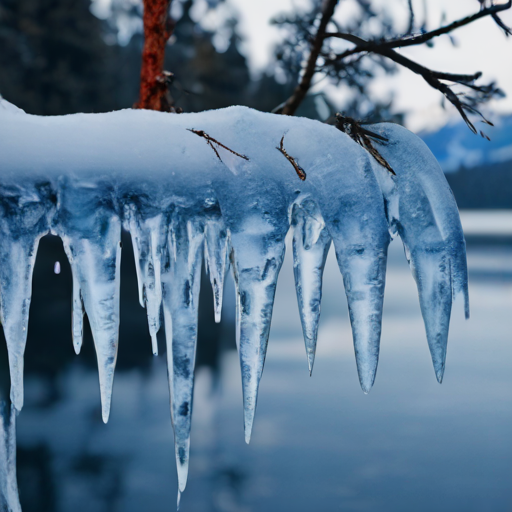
0 0 511 511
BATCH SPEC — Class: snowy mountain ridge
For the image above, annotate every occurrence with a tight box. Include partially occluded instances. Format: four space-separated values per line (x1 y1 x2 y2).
420 114 512 172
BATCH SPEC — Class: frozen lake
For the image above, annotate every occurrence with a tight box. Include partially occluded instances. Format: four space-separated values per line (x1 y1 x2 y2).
1 211 511 512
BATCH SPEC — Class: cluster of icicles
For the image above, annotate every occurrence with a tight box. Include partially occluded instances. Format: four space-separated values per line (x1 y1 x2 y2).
0 99 469 508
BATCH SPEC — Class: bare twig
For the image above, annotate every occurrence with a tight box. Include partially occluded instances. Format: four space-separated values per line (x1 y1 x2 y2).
335 114 395 175
276 135 307 180
406 0 415 35
275 0 339 116
187 129 249 162
324 1 511 50
323 33 502 133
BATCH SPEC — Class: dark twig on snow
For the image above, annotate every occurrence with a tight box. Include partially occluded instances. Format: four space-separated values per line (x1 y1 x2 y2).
335 113 396 175
276 135 307 181
187 129 249 162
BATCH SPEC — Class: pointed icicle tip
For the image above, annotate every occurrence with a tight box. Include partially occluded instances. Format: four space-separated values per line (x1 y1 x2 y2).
177 489 181 511
291 201 331 377
244 406 255 444
204 218 228 325
162 216 204 503
232 239 285 448
436 364 445 384
411 249 452 387
334 247 386 398
150 333 158 356
101 390 112 424
71 281 83 355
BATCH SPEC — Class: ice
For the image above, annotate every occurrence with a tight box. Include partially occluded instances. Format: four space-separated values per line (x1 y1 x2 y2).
291 199 331 374
369 122 470 381
0 402 21 512
123 205 166 355
53 178 122 423
0 181 55 411
211 153 291 442
310 155 391 393
70 272 84 355
162 214 204 493
0 97 470 501
204 215 229 323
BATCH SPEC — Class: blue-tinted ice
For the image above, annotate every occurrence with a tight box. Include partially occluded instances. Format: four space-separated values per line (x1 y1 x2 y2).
0 98 469 503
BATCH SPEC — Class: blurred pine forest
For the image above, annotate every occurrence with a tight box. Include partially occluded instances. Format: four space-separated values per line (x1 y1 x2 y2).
0 0 296 116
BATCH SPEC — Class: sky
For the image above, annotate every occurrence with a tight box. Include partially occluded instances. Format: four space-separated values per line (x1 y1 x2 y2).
92 0 512 131
196 0 512 131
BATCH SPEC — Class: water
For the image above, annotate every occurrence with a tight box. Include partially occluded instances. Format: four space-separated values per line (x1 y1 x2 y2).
1 223 511 512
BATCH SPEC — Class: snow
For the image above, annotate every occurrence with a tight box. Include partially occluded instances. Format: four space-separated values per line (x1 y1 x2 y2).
0 98 469 505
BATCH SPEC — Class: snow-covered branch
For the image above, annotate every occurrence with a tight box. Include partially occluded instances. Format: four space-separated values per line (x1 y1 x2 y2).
0 99 468 505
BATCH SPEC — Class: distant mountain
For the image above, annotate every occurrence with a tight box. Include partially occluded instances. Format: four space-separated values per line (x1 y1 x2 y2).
420 114 512 172
418 115 512 209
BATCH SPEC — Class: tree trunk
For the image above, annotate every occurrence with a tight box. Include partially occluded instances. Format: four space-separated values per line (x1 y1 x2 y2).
136 0 174 110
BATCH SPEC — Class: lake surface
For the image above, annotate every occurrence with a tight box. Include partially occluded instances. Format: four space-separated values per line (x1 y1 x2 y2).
1 212 511 512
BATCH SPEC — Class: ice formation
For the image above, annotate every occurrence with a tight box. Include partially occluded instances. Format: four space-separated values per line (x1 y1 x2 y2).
0 402 20 512
0 98 469 503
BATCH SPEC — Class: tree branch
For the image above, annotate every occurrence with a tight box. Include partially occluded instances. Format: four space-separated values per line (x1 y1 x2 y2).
330 34 501 132
275 0 339 116
406 0 415 35
324 0 511 50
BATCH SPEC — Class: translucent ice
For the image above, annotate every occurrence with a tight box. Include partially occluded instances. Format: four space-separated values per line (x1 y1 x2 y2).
123 205 166 355
369 122 470 381
0 98 470 501
54 178 122 423
204 215 229 323
162 213 204 493
0 402 21 512
291 199 331 374
0 181 55 410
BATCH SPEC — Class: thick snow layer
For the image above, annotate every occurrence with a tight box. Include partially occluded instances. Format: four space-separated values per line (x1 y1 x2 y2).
0 98 468 503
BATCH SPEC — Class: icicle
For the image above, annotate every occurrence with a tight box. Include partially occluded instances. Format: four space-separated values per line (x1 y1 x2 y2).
291 200 331 374
124 205 166 356
408 246 452 382
65 261 84 355
0 182 55 411
367 122 470 379
55 179 121 423
0 402 21 512
204 217 229 323
162 215 204 493
315 160 391 394
335 243 389 393
230 234 286 443
0 239 40 411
